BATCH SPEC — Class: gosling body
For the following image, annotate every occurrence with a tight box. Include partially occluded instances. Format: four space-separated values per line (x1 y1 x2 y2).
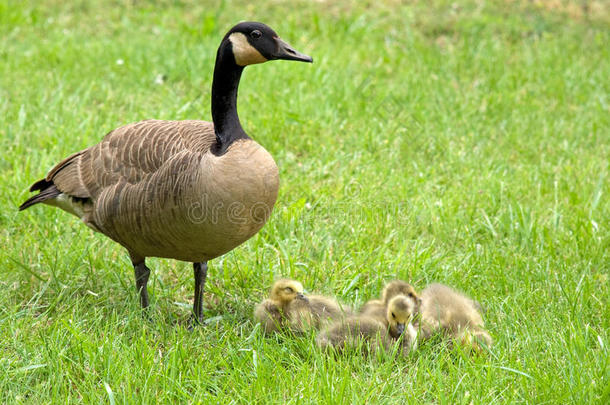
417 283 492 351
287 294 352 333
316 317 393 354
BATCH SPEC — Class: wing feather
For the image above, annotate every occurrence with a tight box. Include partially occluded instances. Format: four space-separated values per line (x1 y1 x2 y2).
47 119 216 199
21 119 217 214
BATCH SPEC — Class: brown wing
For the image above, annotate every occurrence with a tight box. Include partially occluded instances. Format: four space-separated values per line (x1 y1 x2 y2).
42 119 216 200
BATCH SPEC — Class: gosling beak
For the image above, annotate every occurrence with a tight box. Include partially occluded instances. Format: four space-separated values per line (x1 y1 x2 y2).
396 323 405 336
296 293 309 302
273 37 313 63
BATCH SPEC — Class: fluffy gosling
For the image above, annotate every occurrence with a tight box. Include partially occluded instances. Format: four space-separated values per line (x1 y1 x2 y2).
417 283 492 352
254 279 307 334
359 280 421 324
317 295 417 354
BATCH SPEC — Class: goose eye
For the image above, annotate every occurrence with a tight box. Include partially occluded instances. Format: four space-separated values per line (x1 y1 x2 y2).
392 312 396 319
284 287 293 293
250 30 262 39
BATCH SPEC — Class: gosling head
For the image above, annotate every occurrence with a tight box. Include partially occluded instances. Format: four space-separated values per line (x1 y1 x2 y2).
382 280 421 308
269 279 307 306
223 22 313 67
386 295 418 338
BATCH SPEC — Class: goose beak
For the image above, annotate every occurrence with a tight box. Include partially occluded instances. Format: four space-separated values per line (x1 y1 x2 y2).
273 37 313 63
296 293 309 302
396 323 405 336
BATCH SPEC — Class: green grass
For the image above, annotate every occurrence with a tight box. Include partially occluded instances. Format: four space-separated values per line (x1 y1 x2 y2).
1 0 609 403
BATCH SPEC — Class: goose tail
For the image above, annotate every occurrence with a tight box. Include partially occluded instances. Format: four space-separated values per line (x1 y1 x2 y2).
19 181 61 211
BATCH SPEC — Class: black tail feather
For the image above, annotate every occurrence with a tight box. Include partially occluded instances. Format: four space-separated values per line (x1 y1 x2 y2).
19 183 61 211
29 178 53 192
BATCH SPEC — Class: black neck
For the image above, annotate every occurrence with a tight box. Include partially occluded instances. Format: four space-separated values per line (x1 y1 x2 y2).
211 41 249 155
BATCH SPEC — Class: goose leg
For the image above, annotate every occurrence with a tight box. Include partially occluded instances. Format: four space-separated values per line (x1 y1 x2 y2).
133 261 151 309
192 261 208 325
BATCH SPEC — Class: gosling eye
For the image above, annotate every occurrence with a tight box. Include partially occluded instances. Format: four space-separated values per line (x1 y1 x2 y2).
250 30 262 39
392 312 396 319
284 287 294 293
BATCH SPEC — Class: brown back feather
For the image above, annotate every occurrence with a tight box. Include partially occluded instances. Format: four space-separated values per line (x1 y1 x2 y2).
25 119 216 201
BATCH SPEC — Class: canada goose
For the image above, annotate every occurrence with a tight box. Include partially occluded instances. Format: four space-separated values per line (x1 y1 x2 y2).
316 295 417 354
359 280 421 323
18 22 313 324
254 279 307 334
416 283 492 351
286 291 352 333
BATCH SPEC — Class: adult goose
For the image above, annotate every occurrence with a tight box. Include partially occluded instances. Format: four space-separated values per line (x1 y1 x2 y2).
19 22 313 323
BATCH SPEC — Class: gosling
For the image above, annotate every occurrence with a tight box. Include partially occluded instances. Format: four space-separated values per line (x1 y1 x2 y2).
417 283 492 352
359 279 421 324
254 279 307 334
317 295 418 354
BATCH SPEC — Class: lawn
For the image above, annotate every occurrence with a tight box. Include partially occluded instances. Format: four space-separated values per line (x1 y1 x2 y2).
1 0 608 403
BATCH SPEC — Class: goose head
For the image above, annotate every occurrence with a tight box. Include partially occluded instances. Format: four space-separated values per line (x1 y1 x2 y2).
386 295 417 338
211 22 313 155
224 22 313 66
270 279 308 306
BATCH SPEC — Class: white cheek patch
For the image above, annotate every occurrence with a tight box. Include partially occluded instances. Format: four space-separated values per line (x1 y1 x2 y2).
228 32 268 66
